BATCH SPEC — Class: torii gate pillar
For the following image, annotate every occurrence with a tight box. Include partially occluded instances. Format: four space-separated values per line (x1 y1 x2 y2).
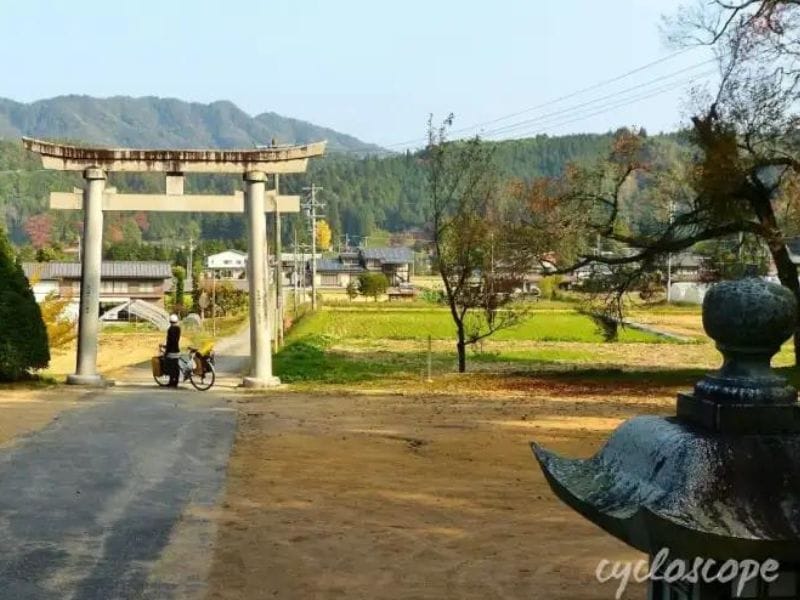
67 168 106 386
242 171 280 388
23 136 325 387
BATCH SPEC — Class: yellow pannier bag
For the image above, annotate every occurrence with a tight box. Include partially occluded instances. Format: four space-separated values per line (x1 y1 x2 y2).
151 356 162 377
193 355 204 375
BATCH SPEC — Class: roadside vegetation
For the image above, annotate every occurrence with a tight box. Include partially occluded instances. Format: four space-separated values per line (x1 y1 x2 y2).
0 225 49 382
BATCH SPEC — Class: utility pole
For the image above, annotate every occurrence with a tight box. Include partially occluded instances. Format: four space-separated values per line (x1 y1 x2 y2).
490 231 495 300
293 227 299 314
186 237 195 294
666 199 675 303
302 183 324 311
201 252 206 321
667 254 673 302
273 174 284 348
426 335 433 383
212 267 217 337
301 240 307 304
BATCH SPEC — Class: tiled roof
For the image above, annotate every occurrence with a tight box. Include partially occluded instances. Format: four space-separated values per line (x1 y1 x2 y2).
360 247 414 264
316 259 364 273
278 252 320 262
22 261 173 280
672 253 703 268
21 262 48 281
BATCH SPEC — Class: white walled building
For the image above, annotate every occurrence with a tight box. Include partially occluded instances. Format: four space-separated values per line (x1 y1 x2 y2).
205 249 247 279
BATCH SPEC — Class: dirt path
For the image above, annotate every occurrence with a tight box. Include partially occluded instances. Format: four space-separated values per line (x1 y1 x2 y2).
206 383 676 599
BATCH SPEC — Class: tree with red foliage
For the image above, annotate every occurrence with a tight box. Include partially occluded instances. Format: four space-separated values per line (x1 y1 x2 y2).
23 214 53 249
133 212 149 233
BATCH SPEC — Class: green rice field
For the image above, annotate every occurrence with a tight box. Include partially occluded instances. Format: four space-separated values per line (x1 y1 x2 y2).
287 307 670 344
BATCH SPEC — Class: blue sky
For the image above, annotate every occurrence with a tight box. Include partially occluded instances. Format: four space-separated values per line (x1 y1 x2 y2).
0 0 714 148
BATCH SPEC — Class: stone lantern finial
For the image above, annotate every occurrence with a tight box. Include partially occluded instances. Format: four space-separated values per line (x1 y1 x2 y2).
678 278 800 432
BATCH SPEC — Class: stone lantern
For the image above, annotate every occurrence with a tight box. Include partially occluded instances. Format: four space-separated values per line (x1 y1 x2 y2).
533 278 800 599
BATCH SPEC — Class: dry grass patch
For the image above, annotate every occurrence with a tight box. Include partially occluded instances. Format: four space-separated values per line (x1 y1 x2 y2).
628 311 705 337
46 331 164 379
0 387 88 446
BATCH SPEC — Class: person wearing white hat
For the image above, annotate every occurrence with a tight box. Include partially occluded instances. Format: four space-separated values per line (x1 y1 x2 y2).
165 314 181 387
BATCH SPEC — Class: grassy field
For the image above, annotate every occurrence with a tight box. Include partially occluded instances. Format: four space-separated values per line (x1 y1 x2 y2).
274 301 709 386
288 305 666 343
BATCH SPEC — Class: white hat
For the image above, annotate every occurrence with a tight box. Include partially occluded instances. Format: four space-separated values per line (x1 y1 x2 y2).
169 314 179 324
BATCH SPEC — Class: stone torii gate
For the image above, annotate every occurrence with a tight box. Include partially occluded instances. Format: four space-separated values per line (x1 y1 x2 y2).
23 137 326 388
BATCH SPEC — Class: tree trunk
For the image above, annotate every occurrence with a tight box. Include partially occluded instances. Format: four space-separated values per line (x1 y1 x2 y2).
795 325 800 368
750 192 800 367
456 324 466 373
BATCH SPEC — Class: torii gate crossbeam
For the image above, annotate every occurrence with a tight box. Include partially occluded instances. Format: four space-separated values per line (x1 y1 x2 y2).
23 137 326 388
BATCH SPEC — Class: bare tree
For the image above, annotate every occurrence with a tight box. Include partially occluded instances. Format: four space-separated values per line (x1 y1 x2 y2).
509 1 800 363
531 113 800 357
667 1 800 50
425 115 528 372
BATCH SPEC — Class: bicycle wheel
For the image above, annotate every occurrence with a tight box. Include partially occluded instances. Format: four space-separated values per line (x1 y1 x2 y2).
190 364 215 391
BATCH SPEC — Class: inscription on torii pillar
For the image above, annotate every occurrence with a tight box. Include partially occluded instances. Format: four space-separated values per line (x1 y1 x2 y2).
23 137 326 388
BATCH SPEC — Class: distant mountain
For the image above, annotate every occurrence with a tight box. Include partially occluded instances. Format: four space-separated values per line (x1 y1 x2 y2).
0 95 384 154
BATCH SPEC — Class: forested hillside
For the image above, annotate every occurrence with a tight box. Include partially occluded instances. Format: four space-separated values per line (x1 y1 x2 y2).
0 131 681 250
0 96 382 154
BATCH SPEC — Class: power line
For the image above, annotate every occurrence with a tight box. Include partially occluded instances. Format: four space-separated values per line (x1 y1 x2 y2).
486 70 716 141
479 60 717 138
488 82 697 141
333 66 714 154
449 49 697 136
484 69 716 140
338 61 714 155
383 48 700 149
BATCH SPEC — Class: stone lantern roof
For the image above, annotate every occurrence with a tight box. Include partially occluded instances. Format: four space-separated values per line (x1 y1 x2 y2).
533 278 800 564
